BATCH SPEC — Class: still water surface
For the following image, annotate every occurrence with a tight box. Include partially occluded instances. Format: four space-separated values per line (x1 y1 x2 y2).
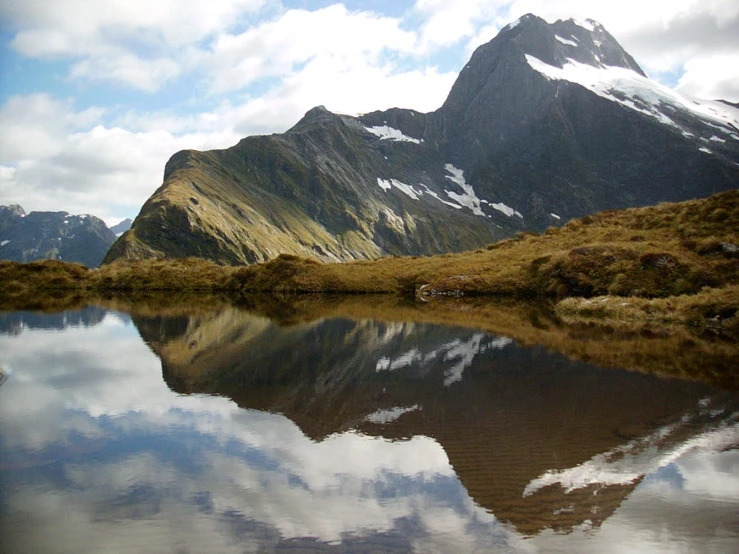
0 305 738 553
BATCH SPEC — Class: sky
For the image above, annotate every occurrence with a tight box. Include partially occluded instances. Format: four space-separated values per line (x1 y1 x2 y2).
0 0 738 226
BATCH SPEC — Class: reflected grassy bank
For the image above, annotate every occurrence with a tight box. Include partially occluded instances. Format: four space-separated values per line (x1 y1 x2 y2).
3 290 738 390
233 294 739 390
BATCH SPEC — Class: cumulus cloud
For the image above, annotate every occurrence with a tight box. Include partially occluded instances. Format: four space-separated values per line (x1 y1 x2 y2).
0 95 241 222
677 54 739 100
2 0 266 90
69 50 183 92
4 0 267 54
413 0 497 50
0 94 104 162
204 4 418 93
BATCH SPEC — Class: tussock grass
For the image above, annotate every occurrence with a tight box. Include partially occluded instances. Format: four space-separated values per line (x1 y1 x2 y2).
97 258 235 291
556 286 739 341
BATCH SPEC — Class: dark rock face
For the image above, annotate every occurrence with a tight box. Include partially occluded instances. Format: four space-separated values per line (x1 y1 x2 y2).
0 206 117 267
105 14 739 265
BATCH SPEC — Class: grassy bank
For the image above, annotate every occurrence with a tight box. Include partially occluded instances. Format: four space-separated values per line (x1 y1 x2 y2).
1 190 737 337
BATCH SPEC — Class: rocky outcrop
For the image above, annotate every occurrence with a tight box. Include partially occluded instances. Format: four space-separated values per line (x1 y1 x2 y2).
105 14 739 265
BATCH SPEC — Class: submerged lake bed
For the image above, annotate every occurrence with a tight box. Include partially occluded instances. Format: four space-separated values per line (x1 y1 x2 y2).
1 300 738 553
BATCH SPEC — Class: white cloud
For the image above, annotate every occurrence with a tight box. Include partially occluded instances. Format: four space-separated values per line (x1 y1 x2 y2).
253 54 456 120
413 0 496 50
677 53 739 100
69 50 182 92
0 94 104 162
3 0 267 91
0 95 242 222
204 4 418 93
5 0 267 55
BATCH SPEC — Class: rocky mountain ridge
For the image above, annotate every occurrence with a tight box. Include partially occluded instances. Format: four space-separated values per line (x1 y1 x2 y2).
0 205 117 267
104 14 739 266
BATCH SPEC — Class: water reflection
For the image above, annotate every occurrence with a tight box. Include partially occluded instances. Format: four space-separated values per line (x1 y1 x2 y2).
0 305 107 335
0 304 738 553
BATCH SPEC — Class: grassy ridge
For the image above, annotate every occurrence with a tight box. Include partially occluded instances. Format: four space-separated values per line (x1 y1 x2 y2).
1 190 738 337
229 189 739 297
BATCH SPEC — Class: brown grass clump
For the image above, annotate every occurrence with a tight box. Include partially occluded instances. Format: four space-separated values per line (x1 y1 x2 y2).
555 285 739 340
97 258 236 291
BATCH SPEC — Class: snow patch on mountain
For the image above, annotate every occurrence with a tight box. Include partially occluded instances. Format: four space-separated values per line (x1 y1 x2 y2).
377 175 485 212
491 202 523 218
377 178 391 192
555 35 578 47
506 16 523 30
571 18 599 32
377 178 423 200
374 333 513 386
365 405 420 425
525 55 739 136
376 348 422 372
366 125 422 144
444 164 485 216
523 406 739 497
442 165 523 219
419 184 463 209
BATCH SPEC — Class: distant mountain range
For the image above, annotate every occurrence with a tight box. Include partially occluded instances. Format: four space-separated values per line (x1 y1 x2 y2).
103 13 739 266
0 205 117 267
110 218 133 237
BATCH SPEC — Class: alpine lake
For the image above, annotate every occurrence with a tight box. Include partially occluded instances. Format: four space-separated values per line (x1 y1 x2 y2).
1 294 738 554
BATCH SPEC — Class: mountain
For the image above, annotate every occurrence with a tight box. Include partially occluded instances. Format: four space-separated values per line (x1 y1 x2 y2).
110 218 133 237
0 205 117 267
132 306 737 535
104 14 739 266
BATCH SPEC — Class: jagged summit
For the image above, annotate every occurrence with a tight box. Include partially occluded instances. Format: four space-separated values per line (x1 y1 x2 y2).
491 14 644 75
287 105 349 133
104 15 739 266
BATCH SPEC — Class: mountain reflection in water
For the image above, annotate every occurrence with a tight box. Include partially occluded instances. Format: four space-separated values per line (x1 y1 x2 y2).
1 304 738 553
